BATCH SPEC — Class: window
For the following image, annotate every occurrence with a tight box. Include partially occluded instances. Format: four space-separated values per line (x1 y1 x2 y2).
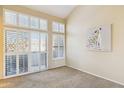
52 22 65 33
5 29 48 76
52 34 65 59
30 17 39 29
19 54 28 74
4 9 48 31
52 21 65 59
40 19 48 31
17 31 30 52
30 32 47 52
19 14 29 27
5 55 17 76
4 10 17 25
31 32 40 52
5 30 17 76
4 9 48 77
40 33 47 52
5 30 17 53
30 32 47 71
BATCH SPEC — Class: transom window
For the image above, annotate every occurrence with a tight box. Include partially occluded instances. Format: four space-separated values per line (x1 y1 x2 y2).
19 14 29 27
52 22 65 33
30 16 39 29
4 9 48 31
4 10 17 25
40 19 48 31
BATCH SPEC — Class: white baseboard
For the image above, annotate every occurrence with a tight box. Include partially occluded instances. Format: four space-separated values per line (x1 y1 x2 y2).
67 65 124 86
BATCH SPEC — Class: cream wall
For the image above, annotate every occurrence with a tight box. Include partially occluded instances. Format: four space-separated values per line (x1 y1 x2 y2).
66 6 124 85
0 5 65 79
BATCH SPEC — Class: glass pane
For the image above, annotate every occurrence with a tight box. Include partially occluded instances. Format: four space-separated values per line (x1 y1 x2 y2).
19 55 28 73
5 31 17 53
5 55 16 76
52 34 64 58
52 22 65 33
31 53 40 67
19 14 29 27
40 33 47 52
31 32 40 52
53 35 58 58
58 35 64 46
52 22 59 32
53 46 58 58
30 17 39 29
40 53 47 67
5 11 17 25
40 19 47 31
53 35 58 46
59 24 65 33
17 32 29 52
59 46 64 57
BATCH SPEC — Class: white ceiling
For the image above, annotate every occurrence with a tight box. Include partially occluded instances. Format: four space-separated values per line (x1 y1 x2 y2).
24 5 77 18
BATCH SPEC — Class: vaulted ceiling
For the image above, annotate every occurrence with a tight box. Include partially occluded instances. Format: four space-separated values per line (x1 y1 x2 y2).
24 5 77 18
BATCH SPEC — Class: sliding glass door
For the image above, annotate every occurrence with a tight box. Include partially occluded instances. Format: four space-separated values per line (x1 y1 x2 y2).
5 29 48 77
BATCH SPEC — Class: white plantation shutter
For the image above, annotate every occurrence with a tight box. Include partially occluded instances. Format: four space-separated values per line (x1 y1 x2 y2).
5 30 48 76
17 31 30 52
5 31 17 53
5 55 17 76
52 21 65 59
19 54 28 74
31 32 40 52
52 34 65 59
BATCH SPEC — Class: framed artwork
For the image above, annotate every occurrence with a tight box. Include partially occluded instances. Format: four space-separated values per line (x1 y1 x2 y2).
86 24 112 52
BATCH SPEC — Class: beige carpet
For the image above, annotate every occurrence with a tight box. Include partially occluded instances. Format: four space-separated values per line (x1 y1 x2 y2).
0 66 123 88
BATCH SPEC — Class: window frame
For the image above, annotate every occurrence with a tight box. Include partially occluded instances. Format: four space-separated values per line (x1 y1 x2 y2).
30 16 40 29
4 9 18 26
52 21 65 33
40 19 48 31
3 27 48 78
18 13 30 28
3 8 65 78
52 34 65 60
3 9 48 32
52 21 65 60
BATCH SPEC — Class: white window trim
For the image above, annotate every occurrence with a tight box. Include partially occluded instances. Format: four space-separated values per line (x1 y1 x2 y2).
3 9 18 26
40 19 48 31
3 9 48 32
30 16 40 29
18 13 30 28
52 21 65 33
3 27 48 78
52 21 65 60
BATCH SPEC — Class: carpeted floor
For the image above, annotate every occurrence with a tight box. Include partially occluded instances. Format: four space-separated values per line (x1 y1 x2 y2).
0 66 123 88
